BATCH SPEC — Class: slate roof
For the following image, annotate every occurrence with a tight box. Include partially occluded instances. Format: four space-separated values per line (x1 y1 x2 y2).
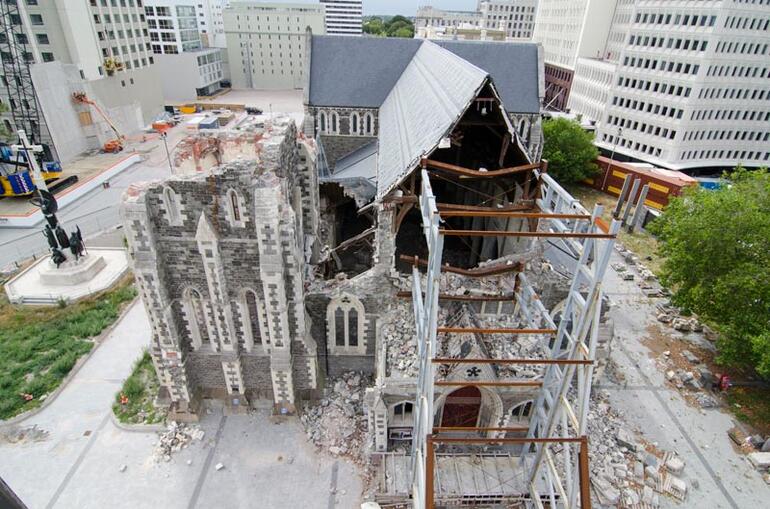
308 35 541 114
308 36 421 108
376 40 489 199
434 41 540 114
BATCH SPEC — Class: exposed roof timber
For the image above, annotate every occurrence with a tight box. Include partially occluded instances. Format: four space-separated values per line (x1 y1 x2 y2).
422 158 541 178
439 229 616 239
438 211 592 219
395 291 516 302
432 358 594 366
399 255 523 277
437 327 557 334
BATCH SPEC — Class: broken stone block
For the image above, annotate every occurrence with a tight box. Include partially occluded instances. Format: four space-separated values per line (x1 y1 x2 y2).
642 485 654 504
666 370 677 382
668 476 687 498
696 393 717 408
697 365 715 385
616 428 637 451
634 461 644 480
672 318 691 331
657 313 672 324
119 464 127 473
643 453 659 469
645 465 659 481
681 349 700 364
665 456 685 474
215 463 225 471
748 452 770 470
762 439 770 453
622 273 635 281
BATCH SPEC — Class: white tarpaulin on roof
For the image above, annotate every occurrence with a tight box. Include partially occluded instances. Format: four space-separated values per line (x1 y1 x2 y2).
375 40 489 199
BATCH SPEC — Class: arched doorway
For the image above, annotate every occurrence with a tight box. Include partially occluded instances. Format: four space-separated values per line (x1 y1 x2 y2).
440 386 481 428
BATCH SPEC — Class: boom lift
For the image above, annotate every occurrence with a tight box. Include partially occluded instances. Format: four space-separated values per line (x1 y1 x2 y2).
71 92 125 153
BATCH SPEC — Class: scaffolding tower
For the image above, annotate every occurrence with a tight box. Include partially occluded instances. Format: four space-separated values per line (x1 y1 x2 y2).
0 0 54 151
410 165 620 508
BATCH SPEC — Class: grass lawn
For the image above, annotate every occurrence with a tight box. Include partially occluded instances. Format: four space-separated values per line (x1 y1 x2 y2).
567 184 665 275
112 350 166 425
726 386 770 436
0 276 137 420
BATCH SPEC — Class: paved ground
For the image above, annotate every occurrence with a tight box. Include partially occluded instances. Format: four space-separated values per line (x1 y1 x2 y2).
0 301 363 509
0 89 305 270
600 249 769 508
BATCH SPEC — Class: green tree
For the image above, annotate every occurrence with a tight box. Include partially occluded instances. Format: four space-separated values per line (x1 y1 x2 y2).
363 17 384 35
648 168 770 376
541 117 599 184
362 15 414 38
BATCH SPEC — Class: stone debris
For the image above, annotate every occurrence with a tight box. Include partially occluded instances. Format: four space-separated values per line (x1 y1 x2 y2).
380 301 419 378
152 421 205 462
0 424 49 444
119 464 127 473
301 371 369 466
588 391 688 506
748 452 770 470
215 462 225 471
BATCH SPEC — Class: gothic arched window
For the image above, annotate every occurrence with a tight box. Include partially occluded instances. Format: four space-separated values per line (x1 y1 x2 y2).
327 294 365 354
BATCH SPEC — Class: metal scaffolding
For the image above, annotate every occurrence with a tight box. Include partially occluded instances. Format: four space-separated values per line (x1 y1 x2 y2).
0 0 54 151
409 167 620 508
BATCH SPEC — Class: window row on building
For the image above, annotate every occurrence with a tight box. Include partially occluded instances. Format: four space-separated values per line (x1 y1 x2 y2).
607 114 677 141
616 75 692 98
680 149 769 162
705 64 768 79
628 33 708 52
683 129 769 143
634 12 716 28
611 95 685 120
715 40 769 55
723 14 770 31
622 55 700 76
601 133 663 158
697 86 769 101
690 108 770 122
317 110 375 136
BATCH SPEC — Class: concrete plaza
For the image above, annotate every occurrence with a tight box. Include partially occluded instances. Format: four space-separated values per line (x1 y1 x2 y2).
0 301 363 509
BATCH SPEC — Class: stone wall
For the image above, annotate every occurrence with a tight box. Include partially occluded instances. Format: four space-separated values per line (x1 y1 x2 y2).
123 119 319 415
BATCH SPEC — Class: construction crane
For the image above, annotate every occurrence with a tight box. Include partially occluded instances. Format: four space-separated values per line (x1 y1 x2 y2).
71 92 125 153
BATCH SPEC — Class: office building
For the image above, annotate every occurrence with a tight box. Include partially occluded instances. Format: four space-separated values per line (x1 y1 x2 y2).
320 0 361 36
564 1 770 171
416 1 537 41
144 1 224 100
0 0 163 162
223 1 325 90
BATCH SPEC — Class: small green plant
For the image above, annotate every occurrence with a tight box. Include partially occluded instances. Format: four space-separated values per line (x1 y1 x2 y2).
112 350 166 425
56 297 68 309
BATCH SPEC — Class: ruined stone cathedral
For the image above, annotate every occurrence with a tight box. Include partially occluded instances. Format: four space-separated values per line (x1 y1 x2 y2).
122 36 573 455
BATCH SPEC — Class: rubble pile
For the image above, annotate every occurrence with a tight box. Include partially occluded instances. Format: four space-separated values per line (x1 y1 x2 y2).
476 313 546 378
152 421 205 462
301 372 369 464
381 301 419 378
588 391 689 507
655 301 710 335
0 424 49 444
614 244 669 297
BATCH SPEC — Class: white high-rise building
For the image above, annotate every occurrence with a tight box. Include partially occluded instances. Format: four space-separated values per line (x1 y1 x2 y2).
531 0 617 111
223 1 325 90
0 0 163 162
566 1 770 171
196 0 229 48
416 1 537 40
320 0 361 36
144 1 224 100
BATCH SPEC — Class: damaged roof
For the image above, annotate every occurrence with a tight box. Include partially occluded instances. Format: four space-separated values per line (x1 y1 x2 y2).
308 35 541 114
376 40 489 200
